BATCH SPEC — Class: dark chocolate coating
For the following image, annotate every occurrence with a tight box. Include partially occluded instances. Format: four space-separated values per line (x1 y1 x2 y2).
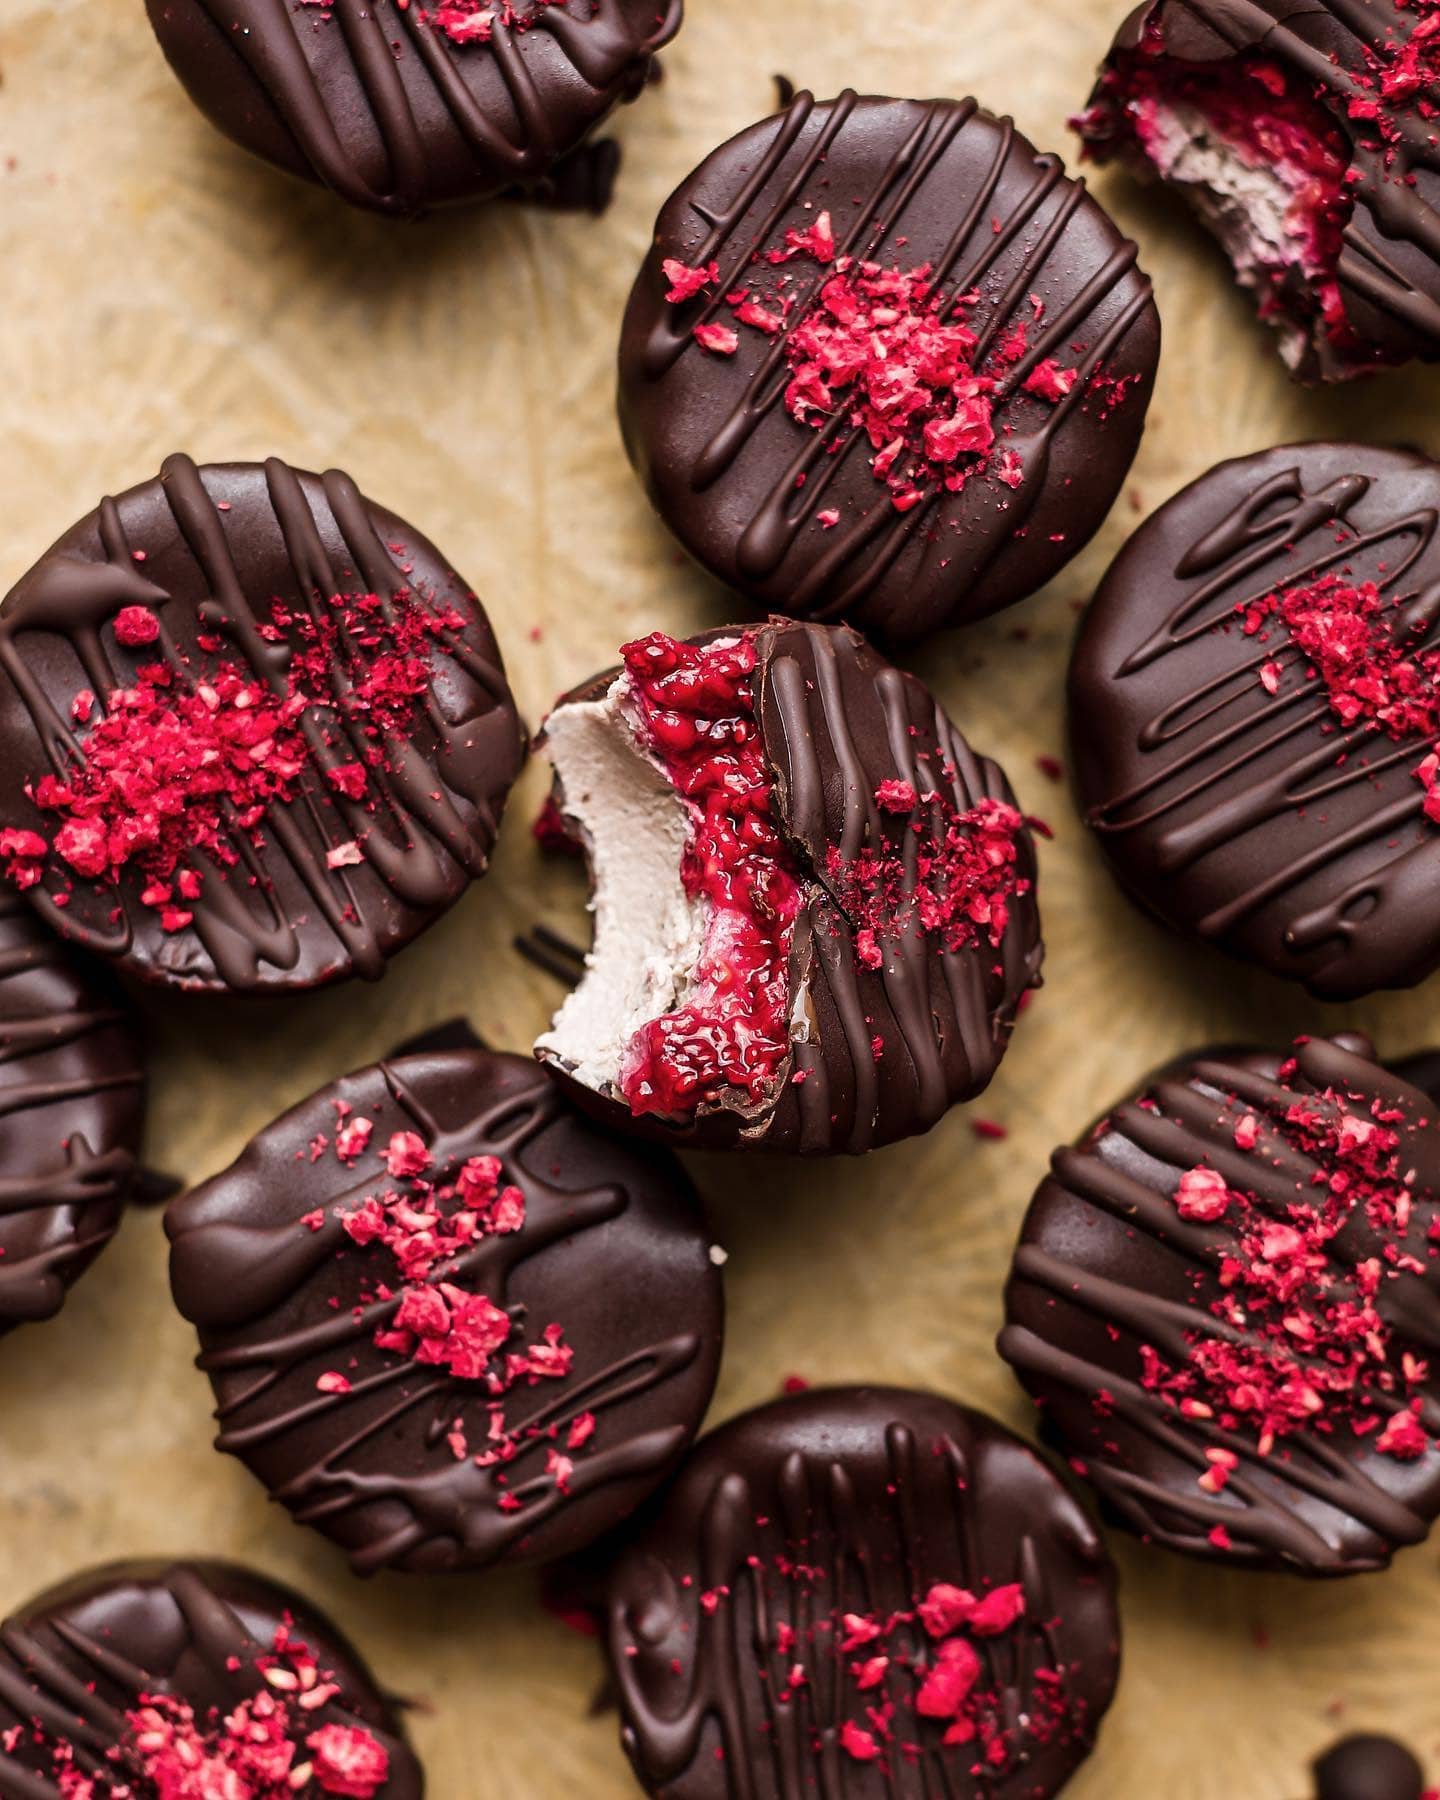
0 895 144 1333
605 1386 1120 1799
165 1045 723 1575
0 455 524 996
1079 0 1440 383
540 618 1044 1153
1000 1035 1440 1575
0 1559 421 1797
618 90 1160 644
1070 440 1440 1001
1314 1734 1425 1800
145 0 681 216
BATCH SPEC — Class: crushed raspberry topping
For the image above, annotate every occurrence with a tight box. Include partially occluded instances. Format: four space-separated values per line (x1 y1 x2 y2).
670 1574 1086 1772
313 1122 588 1497
1141 1057 1438 1469
0 587 468 931
666 219 1089 514
825 780 1030 971
17 1619 389 1797
1240 574 1440 823
352 0 558 44
616 632 803 1118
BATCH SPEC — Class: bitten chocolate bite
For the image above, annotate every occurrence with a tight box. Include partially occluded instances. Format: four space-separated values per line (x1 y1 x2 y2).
145 0 681 216
605 1385 1120 1799
535 622 1043 1153
0 896 145 1332
0 1559 421 1797
1000 1035 1440 1575
165 1040 723 1575
618 89 1161 643
0 455 524 996
1076 0 1440 382
1070 440 1440 1001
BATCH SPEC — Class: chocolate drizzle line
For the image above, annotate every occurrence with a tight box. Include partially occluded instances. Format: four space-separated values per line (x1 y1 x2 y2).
169 1058 709 1575
0 894 142 1329
185 0 681 212
0 455 519 993
1000 1038 1440 1573
635 90 1156 626
608 1389 1117 1799
0 1561 420 1798
1073 447 1440 996
758 622 1042 1154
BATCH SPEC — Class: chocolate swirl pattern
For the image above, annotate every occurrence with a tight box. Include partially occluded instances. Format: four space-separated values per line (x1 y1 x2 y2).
0 895 143 1333
145 0 683 215
165 1044 723 1576
618 90 1160 643
1080 0 1440 381
1070 441 1440 1000
606 1386 1120 1800
0 455 525 995
0 1559 422 1797
1000 1036 1440 1575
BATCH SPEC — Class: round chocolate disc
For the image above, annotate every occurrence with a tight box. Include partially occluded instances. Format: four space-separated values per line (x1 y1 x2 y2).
145 0 682 216
606 1385 1120 1799
1070 440 1440 1001
536 620 1043 1153
0 455 525 996
0 1559 421 1796
1000 1034 1440 1575
166 1042 724 1575
1077 0 1440 383
1313 1734 1426 1800
618 89 1160 644
0 895 144 1333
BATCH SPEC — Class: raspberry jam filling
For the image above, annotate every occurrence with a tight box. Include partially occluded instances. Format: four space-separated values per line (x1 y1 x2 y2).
1240 574 1440 821
14 1620 390 1798
1084 51 1353 347
616 632 802 1118
1139 1060 1437 1479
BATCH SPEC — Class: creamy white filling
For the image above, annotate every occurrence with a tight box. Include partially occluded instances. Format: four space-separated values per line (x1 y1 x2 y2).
535 674 708 1092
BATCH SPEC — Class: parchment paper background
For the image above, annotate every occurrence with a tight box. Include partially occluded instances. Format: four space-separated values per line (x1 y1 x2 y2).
5 2 1440 1793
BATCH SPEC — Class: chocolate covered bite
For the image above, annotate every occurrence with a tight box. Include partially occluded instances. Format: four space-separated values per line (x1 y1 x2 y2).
1314 1734 1427 1800
606 1386 1120 1799
1076 0 1440 383
145 0 680 216
1000 1035 1440 1575
0 895 145 1332
618 89 1160 644
1070 440 1440 1001
166 1042 722 1576
0 1559 421 1797
535 622 1043 1153
0 455 524 996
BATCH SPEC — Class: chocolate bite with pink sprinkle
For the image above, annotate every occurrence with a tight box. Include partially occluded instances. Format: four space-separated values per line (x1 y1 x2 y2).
535 620 1043 1154
0 1559 421 1796
605 1385 1120 1799
1000 1034 1440 1575
1076 0 1440 381
618 89 1159 643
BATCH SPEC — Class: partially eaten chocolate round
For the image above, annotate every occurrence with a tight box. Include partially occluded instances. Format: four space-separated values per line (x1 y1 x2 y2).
605 1386 1120 1799
0 1559 422 1796
146 0 682 216
0 455 525 995
535 621 1043 1153
166 1038 723 1575
1076 0 1440 382
1000 1034 1440 1575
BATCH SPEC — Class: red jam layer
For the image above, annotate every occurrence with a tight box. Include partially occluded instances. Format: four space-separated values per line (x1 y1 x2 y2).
1144 1064 1436 1470
617 632 803 1119
1095 51 1353 343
